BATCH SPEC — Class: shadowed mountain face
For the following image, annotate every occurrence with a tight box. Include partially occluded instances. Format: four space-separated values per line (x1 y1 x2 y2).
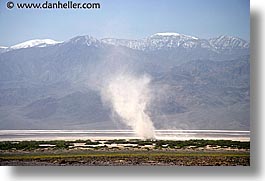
0 34 249 130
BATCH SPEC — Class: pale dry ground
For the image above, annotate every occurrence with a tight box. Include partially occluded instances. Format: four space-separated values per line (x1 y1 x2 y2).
0 130 250 142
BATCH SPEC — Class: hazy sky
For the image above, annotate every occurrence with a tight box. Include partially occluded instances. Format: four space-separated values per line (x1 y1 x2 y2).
0 0 250 46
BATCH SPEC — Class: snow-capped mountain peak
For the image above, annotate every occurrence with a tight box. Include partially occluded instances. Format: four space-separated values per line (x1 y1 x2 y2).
150 32 198 40
1 33 249 55
67 35 101 47
209 35 249 49
101 33 248 51
0 46 8 54
10 39 62 50
153 32 181 36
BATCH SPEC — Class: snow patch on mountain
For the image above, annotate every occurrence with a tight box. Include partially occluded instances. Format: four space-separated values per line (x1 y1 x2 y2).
209 35 249 49
103 32 205 50
151 32 198 40
0 46 9 54
2 33 249 54
102 33 249 52
66 35 102 47
10 39 62 50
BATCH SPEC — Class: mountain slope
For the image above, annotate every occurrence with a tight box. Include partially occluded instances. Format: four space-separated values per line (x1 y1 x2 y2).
0 33 250 130
209 35 249 49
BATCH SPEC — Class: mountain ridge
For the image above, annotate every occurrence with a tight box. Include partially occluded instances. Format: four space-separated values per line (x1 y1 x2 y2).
0 32 250 130
1 32 249 53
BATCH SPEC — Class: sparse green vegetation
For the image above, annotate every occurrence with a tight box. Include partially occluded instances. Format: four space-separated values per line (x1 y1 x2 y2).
84 140 100 145
0 139 250 151
73 139 87 143
104 139 127 144
0 150 250 166
0 140 73 150
153 139 250 149
0 139 250 166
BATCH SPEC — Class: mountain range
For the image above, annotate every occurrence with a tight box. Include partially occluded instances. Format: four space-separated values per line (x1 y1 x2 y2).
0 33 249 130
